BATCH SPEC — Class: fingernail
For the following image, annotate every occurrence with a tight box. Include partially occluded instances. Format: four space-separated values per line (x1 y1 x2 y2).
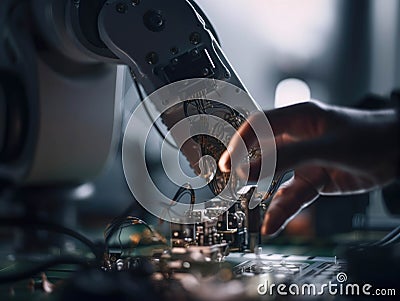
261 225 267 235
218 151 230 172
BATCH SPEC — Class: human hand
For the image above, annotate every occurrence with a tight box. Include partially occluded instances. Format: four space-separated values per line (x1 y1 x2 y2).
219 101 398 235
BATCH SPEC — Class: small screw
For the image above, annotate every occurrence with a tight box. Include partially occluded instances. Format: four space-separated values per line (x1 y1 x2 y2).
171 58 179 65
170 47 179 55
131 0 140 5
202 68 209 76
143 10 165 32
191 49 199 57
146 52 158 65
190 32 201 45
224 71 231 79
116 2 127 13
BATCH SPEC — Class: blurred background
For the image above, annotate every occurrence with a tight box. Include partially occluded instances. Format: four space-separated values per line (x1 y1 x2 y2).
197 0 400 106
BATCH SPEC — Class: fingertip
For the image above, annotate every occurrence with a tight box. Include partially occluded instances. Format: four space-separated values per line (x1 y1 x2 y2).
261 214 269 235
218 150 231 172
262 209 285 235
261 212 277 236
261 226 267 236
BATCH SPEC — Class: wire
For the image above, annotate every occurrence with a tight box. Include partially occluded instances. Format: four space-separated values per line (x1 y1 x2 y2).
174 191 192 203
103 217 154 254
0 217 102 260
159 183 196 223
104 216 147 241
0 256 94 284
360 224 400 248
171 183 195 206
371 225 400 247
132 78 178 149
380 233 400 247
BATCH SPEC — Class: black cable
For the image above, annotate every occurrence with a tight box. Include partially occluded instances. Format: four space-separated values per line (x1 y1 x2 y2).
174 191 192 203
380 233 400 247
172 183 195 206
361 225 400 248
132 78 178 149
186 0 221 45
104 216 146 241
373 225 400 247
0 217 102 260
0 256 94 284
103 217 154 254
159 184 196 222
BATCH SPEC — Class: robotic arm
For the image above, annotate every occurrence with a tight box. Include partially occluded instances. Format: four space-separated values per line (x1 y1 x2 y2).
97 0 244 92
0 0 279 212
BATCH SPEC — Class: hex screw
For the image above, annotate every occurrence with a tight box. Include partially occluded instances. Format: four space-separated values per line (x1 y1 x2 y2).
116 2 127 13
190 32 201 45
146 52 159 65
170 47 179 55
191 49 199 57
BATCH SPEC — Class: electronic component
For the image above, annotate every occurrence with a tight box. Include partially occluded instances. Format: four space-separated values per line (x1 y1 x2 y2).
168 185 264 254
232 254 347 287
216 201 247 252
103 217 168 271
